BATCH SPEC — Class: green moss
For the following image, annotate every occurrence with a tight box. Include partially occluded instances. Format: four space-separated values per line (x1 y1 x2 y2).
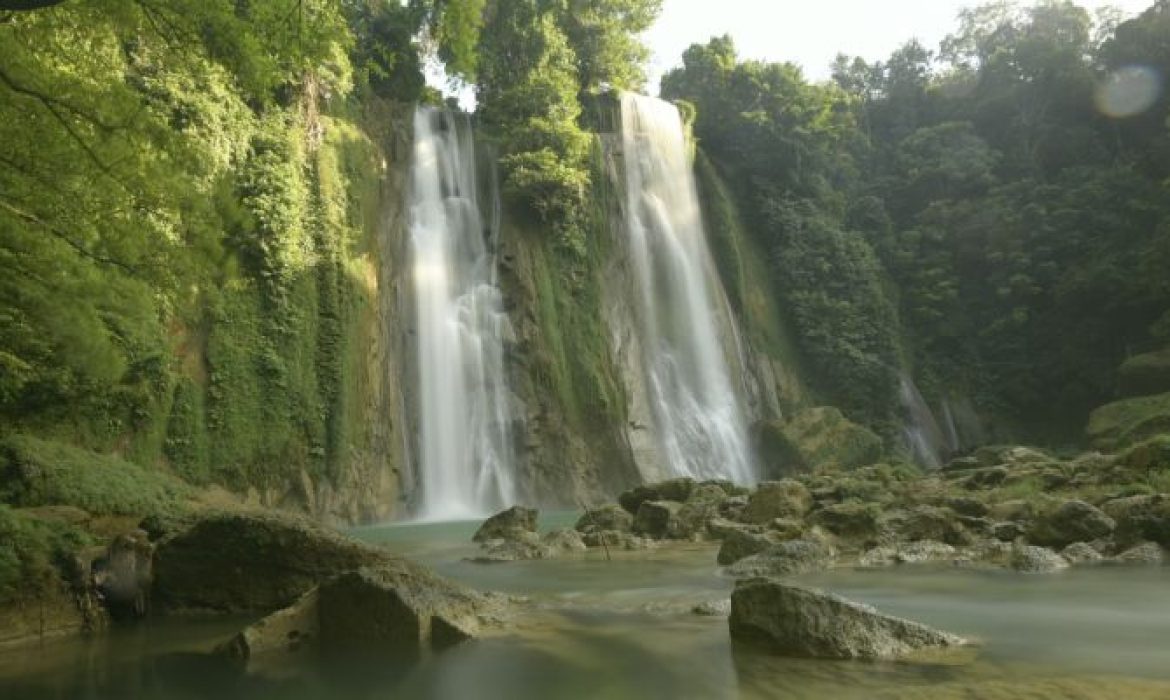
755 407 884 476
0 434 192 517
694 150 809 411
1087 392 1170 452
164 376 211 484
0 505 92 604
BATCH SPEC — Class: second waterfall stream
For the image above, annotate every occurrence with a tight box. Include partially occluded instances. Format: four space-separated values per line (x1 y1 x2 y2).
619 93 756 484
409 107 517 520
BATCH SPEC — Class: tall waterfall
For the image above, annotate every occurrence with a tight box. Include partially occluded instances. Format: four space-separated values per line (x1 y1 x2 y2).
619 93 756 484
408 108 517 520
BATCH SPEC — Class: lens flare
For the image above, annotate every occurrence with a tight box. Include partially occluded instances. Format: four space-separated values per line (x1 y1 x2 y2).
1095 65 1162 118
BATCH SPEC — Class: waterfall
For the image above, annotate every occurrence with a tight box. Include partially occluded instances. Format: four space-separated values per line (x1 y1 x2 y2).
898 374 949 468
619 93 756 484
408 107 517 520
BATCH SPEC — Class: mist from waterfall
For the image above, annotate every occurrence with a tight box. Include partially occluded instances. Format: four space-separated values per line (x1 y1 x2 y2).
619 93 756 484
409 107 517 520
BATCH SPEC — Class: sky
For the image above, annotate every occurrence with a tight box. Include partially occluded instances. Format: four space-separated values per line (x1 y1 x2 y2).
643 0 1157 91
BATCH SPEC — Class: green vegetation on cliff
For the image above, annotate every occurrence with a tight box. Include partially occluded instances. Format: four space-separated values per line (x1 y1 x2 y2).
0 1 430 511
664 2 1170 443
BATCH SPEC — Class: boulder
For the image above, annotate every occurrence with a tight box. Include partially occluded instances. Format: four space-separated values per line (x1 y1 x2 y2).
717 529 781 565
1117 346 1170 398
719 495 749 520
1028 500 1115 549
1060 542 1103 565
152 510 396 613
632 500 682 539
808 501 880 543
667 484 728 540
724 539 836 578
1086 392 1170 451
766 518 805 541
1112 541 1164 565
221 564 508 666
741 480 812 524
991 521 1025 542
960 539 1013 567
317 566 499 658
1062 543 1104 564
618 479 695 515
472 506 538 543
217 588 320 666
881 506 971 546
471 533 550 562
699 480 750 497
574 505 632 534
729 579 966 660
541 528 587 553
1112 494 1170 548
859 540 955 567
706 517 757 540
1010 545 1068 573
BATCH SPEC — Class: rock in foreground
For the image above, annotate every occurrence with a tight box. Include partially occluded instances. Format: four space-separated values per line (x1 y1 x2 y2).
220 564 510 668
153 510 397 613
729 578 966 660
472 506 539 543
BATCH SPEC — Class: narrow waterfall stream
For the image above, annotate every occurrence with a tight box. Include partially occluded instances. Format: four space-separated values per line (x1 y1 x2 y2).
409 108 517 519
619 93 755 484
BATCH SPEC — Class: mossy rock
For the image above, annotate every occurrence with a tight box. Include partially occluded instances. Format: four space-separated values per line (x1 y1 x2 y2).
1117 435 1170 472
1086 393 1170 452
0 434 193 518
1118 347 1170 398
754 408 883 475
153 510 400 613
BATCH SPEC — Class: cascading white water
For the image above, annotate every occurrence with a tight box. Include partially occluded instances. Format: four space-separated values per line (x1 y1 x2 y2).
619 93 756 484
898 374 949 468
409 107 517 520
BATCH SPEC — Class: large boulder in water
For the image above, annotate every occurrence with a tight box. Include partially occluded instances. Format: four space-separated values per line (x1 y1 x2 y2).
1027 500 1115 549
317 566 502 658
153 510 396 613
472 506 538 543
729 578 966 660
219 564 510 667
741 480 812 524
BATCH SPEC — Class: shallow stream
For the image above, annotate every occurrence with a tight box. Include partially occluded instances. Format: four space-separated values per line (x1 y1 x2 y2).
2 514 1169 699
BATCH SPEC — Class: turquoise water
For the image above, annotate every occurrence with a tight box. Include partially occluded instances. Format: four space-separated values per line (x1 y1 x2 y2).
3 514 1170 699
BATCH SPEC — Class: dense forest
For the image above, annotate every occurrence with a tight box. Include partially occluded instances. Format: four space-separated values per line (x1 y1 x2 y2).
665 1 1170 440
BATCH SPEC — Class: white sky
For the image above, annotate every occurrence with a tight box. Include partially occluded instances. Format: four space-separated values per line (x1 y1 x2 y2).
644 0 1156 92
